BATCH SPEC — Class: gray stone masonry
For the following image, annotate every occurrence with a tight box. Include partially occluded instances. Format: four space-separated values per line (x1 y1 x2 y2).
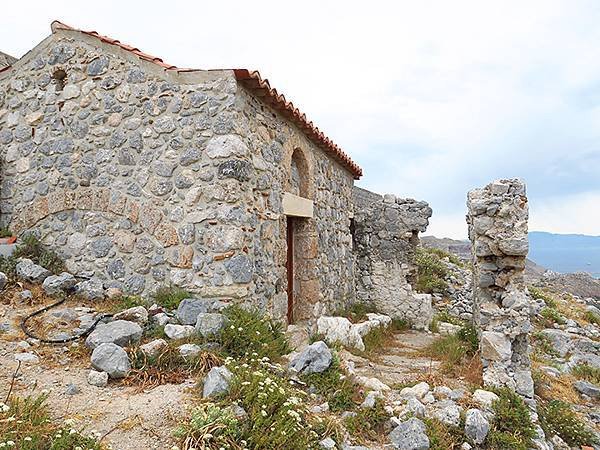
467 179 535 398
352 187 433 329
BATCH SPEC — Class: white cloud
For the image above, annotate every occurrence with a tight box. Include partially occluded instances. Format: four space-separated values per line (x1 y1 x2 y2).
530 191 600 236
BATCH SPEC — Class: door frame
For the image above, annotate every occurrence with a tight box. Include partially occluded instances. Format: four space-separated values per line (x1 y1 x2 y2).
286 217 294 323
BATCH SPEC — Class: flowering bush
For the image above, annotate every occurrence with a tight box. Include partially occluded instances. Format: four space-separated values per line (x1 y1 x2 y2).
301 356 359 412
0 394 102 449
174 403 243 450
219 306 290 360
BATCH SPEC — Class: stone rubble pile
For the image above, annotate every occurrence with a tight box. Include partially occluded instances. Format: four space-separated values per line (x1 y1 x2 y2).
315 313 392 352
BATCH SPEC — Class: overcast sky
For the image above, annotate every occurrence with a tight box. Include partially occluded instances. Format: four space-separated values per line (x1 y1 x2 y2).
3 0 599 238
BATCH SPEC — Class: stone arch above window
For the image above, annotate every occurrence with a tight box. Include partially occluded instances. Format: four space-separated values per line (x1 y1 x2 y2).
289 147 311 198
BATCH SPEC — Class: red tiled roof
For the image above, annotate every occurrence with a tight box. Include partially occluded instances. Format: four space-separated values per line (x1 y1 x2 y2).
49 21 363 178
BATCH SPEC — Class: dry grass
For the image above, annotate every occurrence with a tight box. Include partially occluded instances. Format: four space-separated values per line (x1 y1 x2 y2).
533 365 580 404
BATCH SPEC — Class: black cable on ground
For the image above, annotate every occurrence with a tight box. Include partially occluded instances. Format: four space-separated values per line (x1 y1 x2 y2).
20 291 113 344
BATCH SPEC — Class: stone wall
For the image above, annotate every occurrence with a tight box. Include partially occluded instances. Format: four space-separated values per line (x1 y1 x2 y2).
352 187 433 329
466 179 535 401
0 28 357 322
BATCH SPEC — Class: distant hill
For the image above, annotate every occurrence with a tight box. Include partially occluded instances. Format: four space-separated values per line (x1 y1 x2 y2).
422 231 600 279
529 231 600 278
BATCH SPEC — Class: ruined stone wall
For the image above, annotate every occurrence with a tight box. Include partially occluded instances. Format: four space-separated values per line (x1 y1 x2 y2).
0 30 358 321
235 88 356 321
352 187 433 329
467 179 535 401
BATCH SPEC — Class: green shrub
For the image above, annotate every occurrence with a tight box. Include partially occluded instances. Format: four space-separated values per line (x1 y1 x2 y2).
219 306 290 360
583 310 600 326
0 255 18 279
301 356 359 412
0 394 102 449
434 311 465 326
0 226 12 238
333 302 377 323
456 323 479 354
571 364 600 385
540 307 566 325
487 387 536 450
424 323 478 372
174 403 241 450
529 286 557 308
415 248 449 294
13 233 66 275
152 284 191 310
423 417 466 450
426 247 465 267
344 398 389 442
107 295 146 313
540 400 598 447
532 331 560 358
226 357 323 449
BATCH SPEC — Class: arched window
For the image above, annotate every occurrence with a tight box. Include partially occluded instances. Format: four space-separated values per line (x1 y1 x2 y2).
290 148 309 198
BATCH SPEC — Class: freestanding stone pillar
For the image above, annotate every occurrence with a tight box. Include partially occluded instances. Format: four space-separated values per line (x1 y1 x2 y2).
466 179 534 400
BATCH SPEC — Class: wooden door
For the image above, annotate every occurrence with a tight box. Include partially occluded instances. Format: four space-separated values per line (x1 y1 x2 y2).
286 217 294 324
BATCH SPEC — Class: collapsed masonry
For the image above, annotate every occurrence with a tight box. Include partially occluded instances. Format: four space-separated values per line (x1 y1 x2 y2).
353 187 433 329
467 179 535 401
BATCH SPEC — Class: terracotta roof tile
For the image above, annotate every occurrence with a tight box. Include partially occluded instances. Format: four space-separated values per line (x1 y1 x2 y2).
15 21 363 178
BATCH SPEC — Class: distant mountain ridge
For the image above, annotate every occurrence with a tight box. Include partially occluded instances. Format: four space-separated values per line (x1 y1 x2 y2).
422 231 600 278
529 231 600 278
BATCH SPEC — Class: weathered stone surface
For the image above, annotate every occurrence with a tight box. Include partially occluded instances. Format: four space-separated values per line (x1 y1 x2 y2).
179 343 201 358
464 408 490 444
472 389 499 409
400 382 430 400
388 417 430 450
573 380 600 399
164 324 195 340
42 272 76 295
480 331 512 361
289 341 333 375
316 316 364 351
195 313 227 338
91 343 130 379
428 400 461 427
139 338 167 357
75 279 105 300
16 258 51 283
176 298 225 325
202 366 233 398
85 320 142 349
113 306 148 324
87 370 109 387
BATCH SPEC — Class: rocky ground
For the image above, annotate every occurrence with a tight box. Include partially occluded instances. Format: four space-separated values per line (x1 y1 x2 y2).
1 246 600 449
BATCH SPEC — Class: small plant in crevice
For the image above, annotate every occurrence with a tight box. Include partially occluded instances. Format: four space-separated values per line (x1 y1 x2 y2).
333 302 377 323
13 233 66 275
152 284 191 310
425 247 466 268
0 393 103 449
218 306 290 360
540 306 566 326
0 226 12 238
570 363 600 385
300 355 360 412
423 417 466 450
486 387 537 450
531 331 560 359
539 400 598 447
583 310 600 326
423 323 479 375
528 286 557 308
344 398 389 443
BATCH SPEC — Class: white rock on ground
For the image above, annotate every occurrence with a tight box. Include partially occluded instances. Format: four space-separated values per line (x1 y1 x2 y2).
75 278 105 300
573 380 600 399
176 298 225 325
195 312 227 338
472 389 499 409
202 366 233 398
113 306 149 324
0 271 7 291
428 399 462 427
139 339 167 357
289 341 333 375
316 316 365 351
153 313 170 326
464 408 490 444
90 343 131 379
406 397 426 418
400 381 430 399
164 324 195 340
85 320 143 349
388 417 430 450
16 258 51 283
179 343 201 359
14 352 40 363
42 272 77 295
87 370 109 387
319 437 336 449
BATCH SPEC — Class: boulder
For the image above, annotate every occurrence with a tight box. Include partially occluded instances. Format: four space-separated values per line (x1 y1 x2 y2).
573 380 600 399
179 343 201 358
464 408 490 444
75 279 105 300
429 400 461 427
114 306 149 324
406 397 426 418
91 343 130 379
480 331 511 361
0 271 7 291
85 320 142 349
42 272 77 295
14 352 39 363
153 312 171 326
472 389 499 409
316 316 365 351
400 382 430 400
176 298 226 325
87 370 109 387
289 341 333 375
540 329 574 357
16 258 51 283
195 312 227 338
388 417 430 450
164 324 195 340
202 366 233 398
139 339 167 357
